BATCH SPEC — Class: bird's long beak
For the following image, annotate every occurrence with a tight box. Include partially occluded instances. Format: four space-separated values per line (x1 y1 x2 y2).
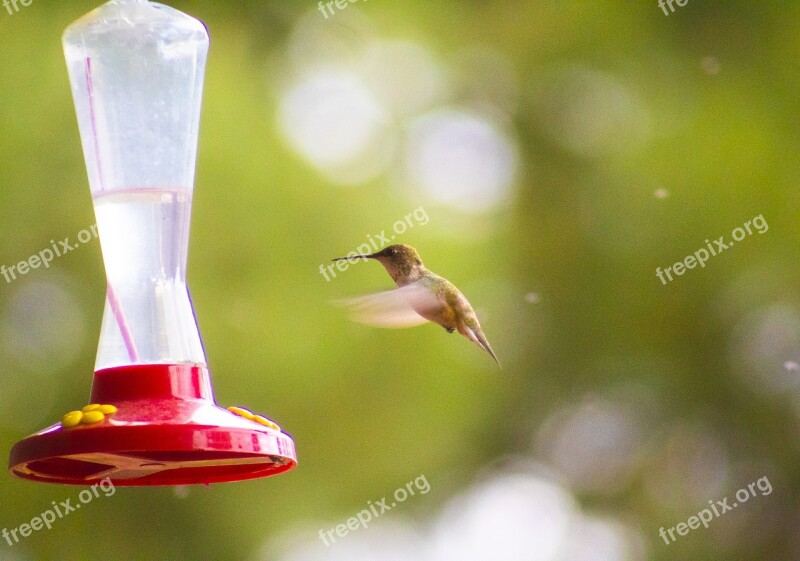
332 254 375 262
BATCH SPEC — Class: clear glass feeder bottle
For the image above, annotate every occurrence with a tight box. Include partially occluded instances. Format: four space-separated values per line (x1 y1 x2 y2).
8 0 297 486
63 0 207 370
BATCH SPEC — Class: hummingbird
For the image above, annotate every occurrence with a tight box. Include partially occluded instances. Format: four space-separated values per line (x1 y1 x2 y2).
333 244 500 365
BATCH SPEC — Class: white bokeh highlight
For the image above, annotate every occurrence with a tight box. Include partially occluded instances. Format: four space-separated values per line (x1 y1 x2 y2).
263 469 646 561
277 70 392 184
536 398 644 493
405 109 517 213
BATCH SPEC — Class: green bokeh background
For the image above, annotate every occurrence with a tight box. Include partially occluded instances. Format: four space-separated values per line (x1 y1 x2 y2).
1 1 799 560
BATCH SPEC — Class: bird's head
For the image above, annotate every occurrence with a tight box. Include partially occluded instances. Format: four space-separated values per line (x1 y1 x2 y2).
334 244 425 285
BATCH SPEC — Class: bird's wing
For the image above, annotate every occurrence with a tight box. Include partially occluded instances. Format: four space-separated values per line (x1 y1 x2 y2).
333 283 440 328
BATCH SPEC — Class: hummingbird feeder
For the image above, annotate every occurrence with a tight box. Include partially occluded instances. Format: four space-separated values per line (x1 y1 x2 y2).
8 0 297 486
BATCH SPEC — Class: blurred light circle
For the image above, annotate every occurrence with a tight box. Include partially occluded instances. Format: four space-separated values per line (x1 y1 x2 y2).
360 40 447 116
405 109 517 213
267 522 423 561
287 9 376 75
428 473 575 561
535 66 650 158
536 398 643 493
728 304 800 396
278 70 392 183
0 279 85 430
645 424 730 509
266 469 649 561
701 56 721 75
452 46 519 114
560 516 647 561
1 278 86 372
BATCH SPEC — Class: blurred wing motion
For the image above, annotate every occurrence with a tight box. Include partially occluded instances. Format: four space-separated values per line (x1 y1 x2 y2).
334 282 440 328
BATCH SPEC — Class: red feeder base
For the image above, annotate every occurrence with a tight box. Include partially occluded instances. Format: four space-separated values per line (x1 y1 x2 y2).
8 364 297 486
